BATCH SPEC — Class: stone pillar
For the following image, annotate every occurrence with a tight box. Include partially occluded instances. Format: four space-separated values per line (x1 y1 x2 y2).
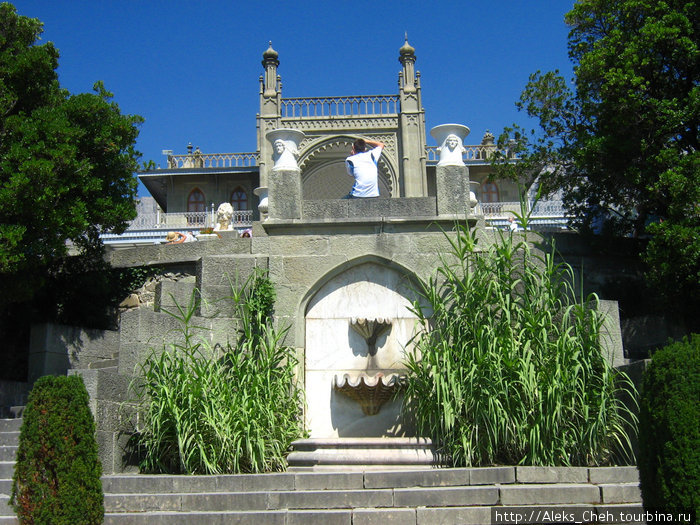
268 169 302 220
397 36 427 197
266 128 305 220
436 164 470 216
431 123 476 216
256 42 281 215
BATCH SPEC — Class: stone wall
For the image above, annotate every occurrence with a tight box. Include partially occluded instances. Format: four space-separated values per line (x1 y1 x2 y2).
28 201 650 472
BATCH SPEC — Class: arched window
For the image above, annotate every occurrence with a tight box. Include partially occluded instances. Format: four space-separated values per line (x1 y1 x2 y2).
187 188 206 212
481 182 500 203
230 187 248 211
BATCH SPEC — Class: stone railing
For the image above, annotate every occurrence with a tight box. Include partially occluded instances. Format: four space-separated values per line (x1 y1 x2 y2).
426 145 517 163
102 210 254 246
479 200 569 230
166 152 258 169
124 209 253 231
280 95 400 118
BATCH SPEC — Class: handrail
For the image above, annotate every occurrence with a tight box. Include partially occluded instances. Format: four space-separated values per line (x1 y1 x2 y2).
280 95 399 118
426 145 516 163
166 152 258 169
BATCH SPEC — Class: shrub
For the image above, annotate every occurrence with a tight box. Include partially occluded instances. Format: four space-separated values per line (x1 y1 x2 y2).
131 270 304 474
11 375 103 524
403 219 637 466
638 335 699 515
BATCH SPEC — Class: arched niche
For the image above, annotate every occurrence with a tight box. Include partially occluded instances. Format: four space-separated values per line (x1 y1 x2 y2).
299 137 395 199
303 261 425 438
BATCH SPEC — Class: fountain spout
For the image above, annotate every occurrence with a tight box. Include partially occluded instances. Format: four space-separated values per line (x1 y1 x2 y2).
350 317 392 356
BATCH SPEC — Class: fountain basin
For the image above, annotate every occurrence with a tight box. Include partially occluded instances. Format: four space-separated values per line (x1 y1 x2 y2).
333 373 405 416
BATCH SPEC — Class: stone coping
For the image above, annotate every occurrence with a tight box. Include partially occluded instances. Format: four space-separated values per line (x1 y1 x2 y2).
262 215 479 234
100 465 640 487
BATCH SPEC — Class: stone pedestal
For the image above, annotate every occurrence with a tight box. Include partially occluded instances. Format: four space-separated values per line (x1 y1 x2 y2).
268 168 302 220
436 164 470 216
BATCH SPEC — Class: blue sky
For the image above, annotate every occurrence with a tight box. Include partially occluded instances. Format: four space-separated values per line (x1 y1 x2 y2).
14 1 575 196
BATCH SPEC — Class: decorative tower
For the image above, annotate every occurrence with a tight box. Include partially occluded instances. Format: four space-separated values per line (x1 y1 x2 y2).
397 36 427 197
255 42 282 216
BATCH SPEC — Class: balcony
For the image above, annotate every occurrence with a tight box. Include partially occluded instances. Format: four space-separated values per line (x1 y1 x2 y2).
100 209 254 247
479 200 569 230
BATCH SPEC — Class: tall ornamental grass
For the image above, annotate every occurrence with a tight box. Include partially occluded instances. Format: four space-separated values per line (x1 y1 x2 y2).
403 217 636 467
131 270 304 474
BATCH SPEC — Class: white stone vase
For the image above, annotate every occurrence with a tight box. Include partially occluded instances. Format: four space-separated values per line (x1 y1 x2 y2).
266 128 305 171
430 123 471 167
254 186 269 217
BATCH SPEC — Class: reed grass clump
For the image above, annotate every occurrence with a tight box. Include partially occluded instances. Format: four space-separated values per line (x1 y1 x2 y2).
403 219 636 467
131 270 304 474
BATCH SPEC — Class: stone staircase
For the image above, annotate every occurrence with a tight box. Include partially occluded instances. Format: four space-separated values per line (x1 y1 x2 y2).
0 417 644 525
99 467 643 524
0 417 20 524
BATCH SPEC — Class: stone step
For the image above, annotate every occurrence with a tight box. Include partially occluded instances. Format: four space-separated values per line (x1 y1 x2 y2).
0 479 11 495
287 437 439 468
0 496 13 517
0 421 21 433
103 505 648 525
0 435 18 448
103 483 641 514
101 467 638 494
0 448 16 463
0 464 12 481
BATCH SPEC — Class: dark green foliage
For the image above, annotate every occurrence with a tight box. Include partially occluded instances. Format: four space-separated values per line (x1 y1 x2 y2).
0 3 143 306
638 335 700 515
492 0 699 330
11 375 104 524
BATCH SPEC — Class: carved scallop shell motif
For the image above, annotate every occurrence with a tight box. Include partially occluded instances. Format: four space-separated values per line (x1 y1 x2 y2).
333 373 406 416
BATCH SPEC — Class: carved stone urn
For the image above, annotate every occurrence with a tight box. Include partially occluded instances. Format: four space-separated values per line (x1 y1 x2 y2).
430 123 471 167
266 128 305 171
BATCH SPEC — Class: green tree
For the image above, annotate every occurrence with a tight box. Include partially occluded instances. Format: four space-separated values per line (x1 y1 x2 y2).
0 3 143 305
11 375 104 524
493 0 699 327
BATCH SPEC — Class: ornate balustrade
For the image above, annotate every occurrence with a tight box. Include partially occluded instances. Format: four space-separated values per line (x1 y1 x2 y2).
102 210 254 246
426 145 517 163
479 200 570 230
166 152 258 169
280 95 400 118
124 210 253 230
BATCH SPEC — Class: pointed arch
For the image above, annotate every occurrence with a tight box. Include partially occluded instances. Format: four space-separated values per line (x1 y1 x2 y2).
187 187 206 212
230 186 248 211
298 136 397 199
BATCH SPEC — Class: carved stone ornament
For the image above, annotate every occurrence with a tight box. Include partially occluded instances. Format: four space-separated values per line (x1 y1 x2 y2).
430 124 471 167
266 128 305 171
350 317 392 356
214 202 234 231
254 186 269 216
333 373 405 416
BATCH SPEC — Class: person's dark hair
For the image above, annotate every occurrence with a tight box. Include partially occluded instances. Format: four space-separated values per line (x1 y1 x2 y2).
353 139 366 153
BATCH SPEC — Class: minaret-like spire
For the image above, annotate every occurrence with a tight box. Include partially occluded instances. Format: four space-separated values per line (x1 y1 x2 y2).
398 33 416 92
262 41 280 96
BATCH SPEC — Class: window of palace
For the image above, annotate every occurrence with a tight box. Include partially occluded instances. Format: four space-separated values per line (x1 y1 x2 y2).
230 187 248 210
187 188 206 213
481 182 500 203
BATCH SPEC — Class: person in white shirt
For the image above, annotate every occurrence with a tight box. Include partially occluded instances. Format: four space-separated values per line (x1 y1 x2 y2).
508 216 518 232
344 138 384 198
